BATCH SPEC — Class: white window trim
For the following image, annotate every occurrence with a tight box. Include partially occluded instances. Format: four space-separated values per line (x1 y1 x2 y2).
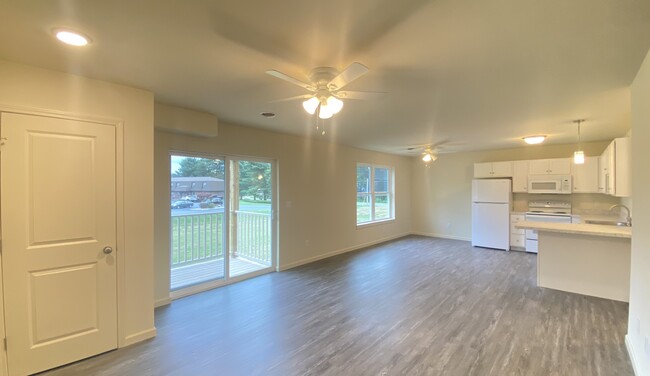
356 163 395 226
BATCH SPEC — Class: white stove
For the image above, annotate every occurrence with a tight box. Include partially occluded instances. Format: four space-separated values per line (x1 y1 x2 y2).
525 201 572 253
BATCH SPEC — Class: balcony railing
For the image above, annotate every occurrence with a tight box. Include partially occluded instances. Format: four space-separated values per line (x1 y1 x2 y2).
234 211 272 266
170 211 272 270
171 213 224 268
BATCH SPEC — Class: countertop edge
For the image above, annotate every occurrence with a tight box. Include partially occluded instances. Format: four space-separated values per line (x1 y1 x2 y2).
515 221 632 239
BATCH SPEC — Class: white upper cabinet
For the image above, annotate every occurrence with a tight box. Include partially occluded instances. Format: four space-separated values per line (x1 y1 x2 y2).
599 138 631 197
475 142 629 196
512 160 529 193
474 161 513 178
474 163 494 178
598 152 608 194
612 138 631 197
528 158 572 175
572 156 599 193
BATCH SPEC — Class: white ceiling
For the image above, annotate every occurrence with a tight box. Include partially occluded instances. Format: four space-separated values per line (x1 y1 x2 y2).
1 0 649 154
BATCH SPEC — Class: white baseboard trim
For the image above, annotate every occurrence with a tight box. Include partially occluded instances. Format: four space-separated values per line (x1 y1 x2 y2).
410 231 471 242
625 335 640 376
278 233 410 271
122 327 157 347
154 297 172 308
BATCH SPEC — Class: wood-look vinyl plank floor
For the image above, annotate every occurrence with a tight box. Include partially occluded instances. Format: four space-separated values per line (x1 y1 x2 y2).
41 236 632 376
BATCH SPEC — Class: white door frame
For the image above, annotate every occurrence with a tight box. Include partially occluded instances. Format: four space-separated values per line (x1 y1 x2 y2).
0 104 125 376
167 152 278 301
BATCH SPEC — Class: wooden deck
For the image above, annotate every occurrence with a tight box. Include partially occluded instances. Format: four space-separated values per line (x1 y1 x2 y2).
171 256 269 290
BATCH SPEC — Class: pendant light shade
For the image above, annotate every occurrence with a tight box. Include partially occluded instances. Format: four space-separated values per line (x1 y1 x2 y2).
573 150 585 164
573 119 585 165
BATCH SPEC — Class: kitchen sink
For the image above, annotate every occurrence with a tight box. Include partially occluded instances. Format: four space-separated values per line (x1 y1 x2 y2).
584 219 631 227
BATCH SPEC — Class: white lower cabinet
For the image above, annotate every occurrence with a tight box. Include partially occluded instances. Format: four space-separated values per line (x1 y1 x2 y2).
510 214 526 251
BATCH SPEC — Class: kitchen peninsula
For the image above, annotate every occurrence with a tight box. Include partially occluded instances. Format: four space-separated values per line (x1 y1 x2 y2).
516 221 631 302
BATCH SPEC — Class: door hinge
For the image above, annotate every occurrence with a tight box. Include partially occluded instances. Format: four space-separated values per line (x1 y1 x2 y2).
3 338 6 350
0 239 2 255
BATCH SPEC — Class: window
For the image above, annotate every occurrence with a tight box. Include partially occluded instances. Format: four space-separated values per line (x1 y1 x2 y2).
357 164 394 225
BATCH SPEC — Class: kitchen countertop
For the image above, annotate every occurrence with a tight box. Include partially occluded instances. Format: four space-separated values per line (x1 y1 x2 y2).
515 221 632 239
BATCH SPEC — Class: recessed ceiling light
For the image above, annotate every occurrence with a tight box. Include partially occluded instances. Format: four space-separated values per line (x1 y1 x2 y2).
54 29 91 46
522 135 546 145
260 112 276 118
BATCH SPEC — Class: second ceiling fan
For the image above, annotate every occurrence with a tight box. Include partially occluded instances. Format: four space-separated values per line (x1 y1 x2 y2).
266 62 381 119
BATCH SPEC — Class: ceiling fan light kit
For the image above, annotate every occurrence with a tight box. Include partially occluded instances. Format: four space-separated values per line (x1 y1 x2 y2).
302 97 319 114
267 62 379 122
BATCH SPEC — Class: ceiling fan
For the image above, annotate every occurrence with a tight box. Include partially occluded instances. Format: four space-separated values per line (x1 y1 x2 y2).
406 141 462 164
266 62 381 119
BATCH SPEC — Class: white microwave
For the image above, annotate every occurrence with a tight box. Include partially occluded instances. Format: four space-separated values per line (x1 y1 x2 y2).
528 175 572 194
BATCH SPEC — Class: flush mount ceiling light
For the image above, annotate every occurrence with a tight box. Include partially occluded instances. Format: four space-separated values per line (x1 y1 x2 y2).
573 119 586 164
53 29 91 46
522 135 546 145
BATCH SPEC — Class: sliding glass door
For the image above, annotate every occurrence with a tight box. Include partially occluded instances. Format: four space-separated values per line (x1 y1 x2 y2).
170 154 227 290
229 159 274 277
169 153 276 294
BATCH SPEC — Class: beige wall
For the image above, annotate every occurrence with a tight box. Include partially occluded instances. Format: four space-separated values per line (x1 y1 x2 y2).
154 122 412 304
0 60 155 347
628 48 650 375
411 141 621 240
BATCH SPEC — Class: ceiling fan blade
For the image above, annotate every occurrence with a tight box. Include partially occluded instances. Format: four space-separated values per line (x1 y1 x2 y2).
335 90 384 100
269 94 314 103
266 70 314 91
328 62 369 90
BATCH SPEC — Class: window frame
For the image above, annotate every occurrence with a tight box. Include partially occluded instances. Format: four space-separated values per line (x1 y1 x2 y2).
356 163 395 227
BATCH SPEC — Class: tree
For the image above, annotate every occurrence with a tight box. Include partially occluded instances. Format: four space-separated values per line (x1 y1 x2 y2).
238 161 271 201
173 157 224 178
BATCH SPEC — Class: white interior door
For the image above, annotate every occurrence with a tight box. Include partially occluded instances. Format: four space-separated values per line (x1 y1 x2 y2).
1 113 117 375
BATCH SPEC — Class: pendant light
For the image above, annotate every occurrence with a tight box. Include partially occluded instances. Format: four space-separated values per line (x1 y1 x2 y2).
573 119 585 165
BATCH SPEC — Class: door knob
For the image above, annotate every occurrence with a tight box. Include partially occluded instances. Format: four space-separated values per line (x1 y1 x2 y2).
103 246 113 255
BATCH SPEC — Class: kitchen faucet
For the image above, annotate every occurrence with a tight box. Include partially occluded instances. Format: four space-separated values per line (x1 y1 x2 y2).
609 204 632 227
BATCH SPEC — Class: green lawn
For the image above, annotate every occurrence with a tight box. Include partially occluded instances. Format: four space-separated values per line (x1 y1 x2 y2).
238 200 271 213
171 213 224 265
357 202 391 223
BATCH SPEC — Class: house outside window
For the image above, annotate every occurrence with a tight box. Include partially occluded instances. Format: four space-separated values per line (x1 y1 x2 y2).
357 164 394 225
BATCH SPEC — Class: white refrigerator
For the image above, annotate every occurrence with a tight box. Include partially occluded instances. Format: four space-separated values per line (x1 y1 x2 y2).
471 179 512 251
